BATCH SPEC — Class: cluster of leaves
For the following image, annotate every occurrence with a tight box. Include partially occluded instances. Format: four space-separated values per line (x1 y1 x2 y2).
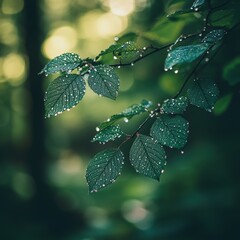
40 0 240 192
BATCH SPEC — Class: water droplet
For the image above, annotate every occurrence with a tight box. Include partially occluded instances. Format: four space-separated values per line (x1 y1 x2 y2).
131 63 134 66
174 70 179 74
124 117 129 123
96 127 100 132
181 150 184 154
114 36 119 42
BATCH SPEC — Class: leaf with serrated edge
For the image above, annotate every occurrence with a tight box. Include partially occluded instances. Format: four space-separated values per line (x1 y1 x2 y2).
151 115 189 149
40 53 82 75
187 79 219 112
164 43 209 71
130 134 166 181
161 96 188 114
98 99 153 130
202 29 226 44
88 65 119 100
44 74 85 118
86 149 124 192
92 125 124 143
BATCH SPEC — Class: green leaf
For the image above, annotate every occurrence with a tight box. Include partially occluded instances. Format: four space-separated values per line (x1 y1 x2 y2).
223 57 240 86
144 17 185 44
161 96 188 114
113 41 143 60
191 0 205 9
96 39 142 62
40 53 82 75
88 65 120 100
86 149 124 192
164 43 209 71
44 74 86 118
150 115 189 149
167 9 194 18
92 125 124 143
98 99 153 130
202 29 227 44
210 2 240 27
187 79 219 112
117 32 138 44
129 134 166 181
96 44 121 59
213 94 232 115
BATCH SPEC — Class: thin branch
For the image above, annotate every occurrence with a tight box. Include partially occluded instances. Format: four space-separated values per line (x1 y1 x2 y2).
109 44 172 68
115 15 240 149
174 49 210 99
110 33 201 68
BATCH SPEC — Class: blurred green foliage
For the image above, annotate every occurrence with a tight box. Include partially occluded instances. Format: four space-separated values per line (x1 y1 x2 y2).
0 0 240 239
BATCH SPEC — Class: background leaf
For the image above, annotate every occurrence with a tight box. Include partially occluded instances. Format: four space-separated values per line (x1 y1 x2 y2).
187 79 219 112
44 74 86 118
40 53 82 75
151 115 189 149
88 65 119 100
129 134 166 181
213 94 233 115
161 96 188 114
164 43 209 71
86 149 124 193
98 99 152 130
92 125 124 143
223 57 240 86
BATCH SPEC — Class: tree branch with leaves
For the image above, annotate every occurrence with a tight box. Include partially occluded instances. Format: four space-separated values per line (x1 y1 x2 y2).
40 0 240 192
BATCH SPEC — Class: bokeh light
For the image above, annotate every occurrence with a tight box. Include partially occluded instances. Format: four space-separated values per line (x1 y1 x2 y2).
1 0 24 15
104 0 136 16
42 25 78 59
2 53 26 85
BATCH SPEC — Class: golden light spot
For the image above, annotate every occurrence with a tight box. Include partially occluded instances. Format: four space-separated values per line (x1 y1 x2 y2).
77 11 127 39
2 54 26 85
96 13 128 37
1 0 24 15
58 152 82 174
0 20 18 45
104 0 136 16
43 0 71 12
42 25 78 59
77 11 103 39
